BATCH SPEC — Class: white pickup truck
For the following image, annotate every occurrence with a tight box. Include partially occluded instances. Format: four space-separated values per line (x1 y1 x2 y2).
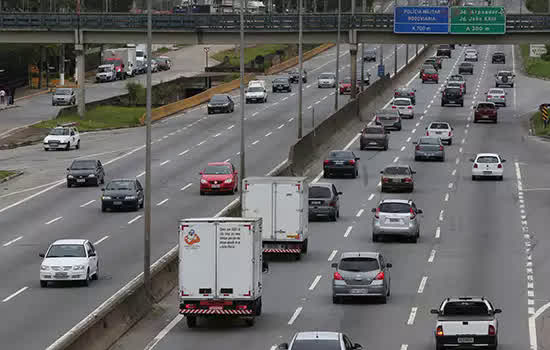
431 296 501 350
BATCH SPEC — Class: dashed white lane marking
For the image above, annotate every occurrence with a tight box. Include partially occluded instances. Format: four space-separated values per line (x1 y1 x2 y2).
407 307 418 325
435 226 441 239
2 286 28 303
80 200 95 208
344 226 353 238
417 276 428 294
328 250 338 261
393 156 399 163
356 209 364 217
420 115 424 120
214 132 222 137
412 128 416 133
282 97 289 101
180 183 192 191
197 140 206 146
45 216 62 225
459 147 463 153
448 182 453 189
423 109 428 114
307 105 313 110
156 138 163 142
251 140 260 145
137 171 146 178
94 235 110 245
160 160 171 166
156 198 169 206
128 215 142 224
288 117 294 122
179 149 189 156
444 193 449 201
368 193 375 201
465 129 469 134
400 345 408 350
461 138 465 144
428 249 436 263
288 306 303 325
252 112 259 117
456 158 460 165
227 124 235 130
3 235 22 247
314 100 321 105
265 132 273 137
309 275 322 290
439 210 444 221
415 122 420 127
162 135 169 139
406 137 411 142
452 169 457 176
278 124 285 129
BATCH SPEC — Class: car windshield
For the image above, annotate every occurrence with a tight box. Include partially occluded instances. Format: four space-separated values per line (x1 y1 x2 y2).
393 99 410 106
430 123 449 129
365 127 384 134
106 181 134 190
203 165 231 174
342 78 351 84
55 89 71 95
477 103 495 109
309 186 331 198
489 89 504 94
339 257 379 272
46 244 86 258
419 137 440 145
136 51 144 58
424 69 437 74
329 151 353 159
71 160 95 170
98 66 112 73
476 156 499 163
274 78 288 84
49 128 70 136
290 340 341 350
211 95 227 102
319 73 334 79
384 166 410 175
443 301 489 316
499 72 513 77
248 86 263 92
379 202 411 213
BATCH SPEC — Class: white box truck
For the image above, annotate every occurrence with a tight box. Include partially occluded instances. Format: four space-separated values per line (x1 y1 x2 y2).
102 47 137 78
242 177 309 258
179 217 264 328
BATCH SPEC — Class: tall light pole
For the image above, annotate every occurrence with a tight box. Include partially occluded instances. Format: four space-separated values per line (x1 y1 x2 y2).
143 0 153 304
239 0 246 205
350 0 358 101
334 0 341 111
298 0 303 138
394 0 397 75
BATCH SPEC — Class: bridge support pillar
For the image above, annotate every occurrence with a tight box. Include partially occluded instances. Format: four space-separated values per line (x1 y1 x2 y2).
75 44 86 118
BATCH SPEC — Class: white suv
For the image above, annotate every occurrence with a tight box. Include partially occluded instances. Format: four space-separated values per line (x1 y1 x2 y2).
470 153 506 181
464 49 478 62
245 82 268 103
391 97 414 118
279 332 363 350
426 121 453 145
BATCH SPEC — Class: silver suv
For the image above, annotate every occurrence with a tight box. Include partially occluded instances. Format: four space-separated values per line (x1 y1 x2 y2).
495 70 515 88
371 199 422 243
279 331 363 350
331 252 392 304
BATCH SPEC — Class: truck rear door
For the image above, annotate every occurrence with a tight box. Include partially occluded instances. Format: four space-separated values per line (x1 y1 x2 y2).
243 181 274 240
441 320 490 335
274 182 303 241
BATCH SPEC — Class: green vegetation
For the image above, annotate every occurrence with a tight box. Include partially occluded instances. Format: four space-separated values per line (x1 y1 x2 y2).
531 112 550 137
0 170 16 181
519 44 550 79
212 44 290 67
526 0 548 12
223 73 241 82
154 47 172 55
33 106 145 131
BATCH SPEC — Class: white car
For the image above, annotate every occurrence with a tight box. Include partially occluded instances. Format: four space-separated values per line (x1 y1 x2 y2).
245 84 268 103
471 153 506 181
39 239 99 287
391 97 414 118
43 123 80 151
318 72 336 88
426 121 453 145
464 49 478 62
485 88 507 107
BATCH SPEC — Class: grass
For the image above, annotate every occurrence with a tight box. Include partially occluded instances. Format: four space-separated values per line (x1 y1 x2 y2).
526 0 548 12
0 170 16 180
223 73 240 83
212 44 290 67
154 47 172 55
33 106 146 132
519 44 550 79
531 111 550 137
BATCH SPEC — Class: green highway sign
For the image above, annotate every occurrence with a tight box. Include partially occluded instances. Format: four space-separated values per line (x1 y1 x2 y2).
450 6 506 34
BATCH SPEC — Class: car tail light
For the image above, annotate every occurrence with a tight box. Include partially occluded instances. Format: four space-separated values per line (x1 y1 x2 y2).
422 73 427 78
329 200 337 207
426 131 430 136
448 132 452 136
236 305 248 310
349 159 356 165
392 105 397 109
410 207 416 219
410 92 415 96
374 271 385 280
185 304 197 309
333 271 343 280
488 325 496 336
415 145 420 151
395 92 399 96
436 326 444 336
404 178 413 183
497 164 502 168
376 116 380 122
474 163 478 168
382 177 389 183
408 106 413 109
488 95 493 98
324 160 330 165
439 145 444 151
375 207 380 218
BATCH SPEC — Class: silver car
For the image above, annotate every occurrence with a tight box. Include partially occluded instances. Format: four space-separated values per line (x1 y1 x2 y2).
331 252 392 304
52 88 76 106
318 72 336 88
495 70 515 88
414 136 445 161
371 199 422 243
380 165 415 193
308 183 342 221
485 88 507 107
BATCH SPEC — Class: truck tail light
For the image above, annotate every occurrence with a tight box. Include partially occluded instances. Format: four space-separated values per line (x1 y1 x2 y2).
488 325 496 336
374 271 385 280
436 326 444 336
236 305 248 310
185 304 197 309
333 271 343 280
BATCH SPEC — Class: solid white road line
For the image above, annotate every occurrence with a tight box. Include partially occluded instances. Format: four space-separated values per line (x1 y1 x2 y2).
309 275 322 290
180 183 192 191
344 226 353 238
178 149 189 156
128 215 142 224
45 217 62 225
288 307 303 325
428 249 436 263
156 198 169 206
356 209 364 217
94 235 110 245
197 140 206 146
160 160 171 166
80 200 95 208
407 307 418 325
328 250 338 261
417 276 428 293
0 179 65 214
3 235 23 247
2 286 28 303
143 315 184 350
344 133 361 150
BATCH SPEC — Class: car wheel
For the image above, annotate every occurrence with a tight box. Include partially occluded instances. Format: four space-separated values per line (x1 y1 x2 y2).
380 295 387 304
101 204 107 212
494 119 498 124
76 140 80 150
332 296 341 304
186 316 197 328
498 176 503 181
384 143 388 151
421 80 425 84
460 102 464 107
336 209 340 218
496 83 499 88
92 263 99 280
200 190 205 195
101 176 105 185
381 186 386 193
397 125 402 131
82 269 90 287
472 175 476 181
134 201 140 211
65 142 70 151
409 185 414 193
330 212 337 221
447 139 452 145
440 157 445 162
474 118 478 123
511 83 514 88
208 110 212 115
372 234 379 242
441 101 444 107
67 181 71 188
323 171 328 178
40 280 48 288
435 80 439 84
410 235 418 243
44 148 49 151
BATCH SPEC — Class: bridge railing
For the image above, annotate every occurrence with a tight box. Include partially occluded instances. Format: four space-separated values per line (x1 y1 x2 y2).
0 13 548 31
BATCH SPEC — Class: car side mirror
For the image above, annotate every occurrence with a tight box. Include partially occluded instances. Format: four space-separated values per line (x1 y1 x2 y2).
501 159 506 162
371 208 377 212
199 171 203 175
39 253 45 258
380 170 384 174
279 343 289 350
484 92 487 94
451 127 454 130
331 262 338 268
386 263 392 268
353 343 363 350
337 191 342 195
430 309 440 314
262 261 269 273
417 209 423 214
412 171 417 174
66 168 70 171
101 188 105 191
355 157 360 161
494 308 502 314
469 158 474 162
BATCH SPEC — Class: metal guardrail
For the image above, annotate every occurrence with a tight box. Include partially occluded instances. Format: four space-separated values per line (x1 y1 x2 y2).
0 13 549 32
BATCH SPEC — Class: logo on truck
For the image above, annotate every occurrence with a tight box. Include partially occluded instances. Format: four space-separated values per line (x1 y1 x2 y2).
184 229 201 246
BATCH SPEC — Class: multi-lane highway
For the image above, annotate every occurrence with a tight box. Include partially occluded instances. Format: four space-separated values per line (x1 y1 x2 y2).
0 39 421 348
117 41 550 350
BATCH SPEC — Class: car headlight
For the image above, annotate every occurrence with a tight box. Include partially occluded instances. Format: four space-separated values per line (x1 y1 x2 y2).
88 174 96 177
200 179 208 184
224 178 232 183
73 265 85 271
41 265 50 271
67 175 74 179
125 195 136 200
102 195 112 200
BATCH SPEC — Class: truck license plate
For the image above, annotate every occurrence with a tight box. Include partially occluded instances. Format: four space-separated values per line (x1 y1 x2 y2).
209 306 223 310
457 337 474 343
351 289 367 294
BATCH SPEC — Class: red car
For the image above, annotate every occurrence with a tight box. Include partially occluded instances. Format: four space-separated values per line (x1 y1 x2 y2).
199 162 239 195
339 77 359 95
421 68 439 84
474 102 498 123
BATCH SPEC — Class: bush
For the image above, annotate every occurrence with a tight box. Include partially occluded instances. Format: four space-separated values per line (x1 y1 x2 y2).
526 0 548 12
126 81 145 106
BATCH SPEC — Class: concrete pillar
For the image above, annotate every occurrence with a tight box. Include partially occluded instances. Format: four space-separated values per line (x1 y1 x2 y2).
59 44 65 86
75 44 86 118
40 46 46 88
405 44 409 65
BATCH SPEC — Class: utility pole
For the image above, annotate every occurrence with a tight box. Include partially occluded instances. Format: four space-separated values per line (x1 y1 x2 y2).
144 0 153 305
334 0 341 111
60 44 65 86
298 0 303 138
239 0 246 205
350 0 358 101
393 0 397 76
360 44 364 91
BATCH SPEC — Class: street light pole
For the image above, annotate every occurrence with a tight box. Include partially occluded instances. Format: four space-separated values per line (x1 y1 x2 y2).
334 0 341 112
143 0 153 305
298 0 303 139
350 0 357 101
239 0 246 205
205 47 210 69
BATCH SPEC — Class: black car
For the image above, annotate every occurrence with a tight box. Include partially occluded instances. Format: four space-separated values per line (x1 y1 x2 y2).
436 44 452 58
441 87 464 107
374 110 402 130
101 179 144 212
289 69 307 83
458 62 474 75
394 87 416 105
135 60 147 75
492 52 506 64
272 77 292 92
364 48 377 62
323 150 360 178
450 44 456 49
207 94 235 114
67 159 105 187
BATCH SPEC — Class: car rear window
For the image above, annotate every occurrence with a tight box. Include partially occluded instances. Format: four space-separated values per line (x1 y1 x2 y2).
430 123 449 129
71 160 96 170
379 202 410 213
365 127 384 134
424 69 437 74
379 115 397 120
309 186 331 198
339 257 379 272
476 156 499 163
445 88 461 94
499 72 513 76
274 78 288 84
419 137 439 145
393 99 410 106
460 63 472 67
291 340 341 350
477 103 495 109
384 166 410 175
211 95 227 102
106 181 134 190
443 301 489 316
329 151 353 159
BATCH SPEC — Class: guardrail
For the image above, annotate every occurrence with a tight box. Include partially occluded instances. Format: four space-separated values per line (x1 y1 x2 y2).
0 13 549 31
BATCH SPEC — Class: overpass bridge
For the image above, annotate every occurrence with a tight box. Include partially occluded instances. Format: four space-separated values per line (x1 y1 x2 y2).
0 13 549 44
